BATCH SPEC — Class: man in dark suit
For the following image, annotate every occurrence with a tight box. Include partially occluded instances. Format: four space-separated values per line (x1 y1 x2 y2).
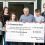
42 3 45 44
42 3 45 22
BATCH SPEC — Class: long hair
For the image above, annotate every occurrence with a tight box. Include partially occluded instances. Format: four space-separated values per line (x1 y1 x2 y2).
2 7 10 15
10 13 18 21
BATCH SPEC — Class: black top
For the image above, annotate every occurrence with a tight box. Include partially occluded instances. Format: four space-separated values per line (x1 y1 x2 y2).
2 15 10 26
42 12 45 22
42 12 45 17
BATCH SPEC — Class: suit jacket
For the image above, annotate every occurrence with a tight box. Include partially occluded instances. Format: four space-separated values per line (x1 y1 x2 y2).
42 12 45 22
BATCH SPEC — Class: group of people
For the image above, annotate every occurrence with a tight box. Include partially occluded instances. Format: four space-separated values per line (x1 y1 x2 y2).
0 3 45 45
1 7 45 26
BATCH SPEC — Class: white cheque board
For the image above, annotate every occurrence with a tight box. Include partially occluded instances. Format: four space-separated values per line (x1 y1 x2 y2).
5 21 44 43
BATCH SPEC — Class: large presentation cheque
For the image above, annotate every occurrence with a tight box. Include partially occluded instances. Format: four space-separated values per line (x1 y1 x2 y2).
5 22 44 43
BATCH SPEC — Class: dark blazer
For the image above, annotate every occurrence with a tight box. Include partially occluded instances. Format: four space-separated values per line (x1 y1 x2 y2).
42 12 45 22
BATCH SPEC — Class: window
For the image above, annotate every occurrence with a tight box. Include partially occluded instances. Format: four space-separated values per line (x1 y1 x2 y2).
8 2 34 20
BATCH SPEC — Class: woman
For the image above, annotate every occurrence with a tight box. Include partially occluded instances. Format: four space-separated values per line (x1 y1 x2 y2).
6 13 18 45
1 7 10 45
2 7 10 27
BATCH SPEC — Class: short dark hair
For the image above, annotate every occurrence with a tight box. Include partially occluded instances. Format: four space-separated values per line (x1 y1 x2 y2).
35 9 41 13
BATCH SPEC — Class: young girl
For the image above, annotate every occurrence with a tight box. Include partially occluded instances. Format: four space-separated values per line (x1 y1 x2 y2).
9 13 18 21
6 13 18 45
